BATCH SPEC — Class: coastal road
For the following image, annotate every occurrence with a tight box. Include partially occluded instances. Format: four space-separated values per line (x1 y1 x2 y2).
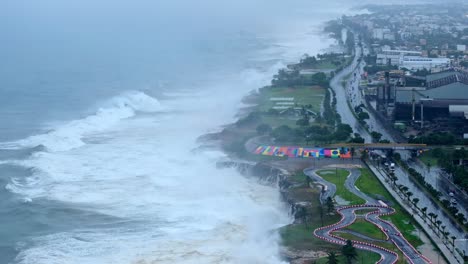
329 36 372 143
306 167 432 264
372 159 467 253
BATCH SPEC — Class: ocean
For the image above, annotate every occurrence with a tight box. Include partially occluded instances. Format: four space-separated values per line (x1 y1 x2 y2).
0 1 370 263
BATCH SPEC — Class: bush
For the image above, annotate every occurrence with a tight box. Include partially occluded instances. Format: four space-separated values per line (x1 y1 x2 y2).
236 112 261 127
256 124 272 135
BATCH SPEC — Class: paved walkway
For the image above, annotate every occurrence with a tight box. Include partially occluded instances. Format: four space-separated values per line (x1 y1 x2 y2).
305 168 432 264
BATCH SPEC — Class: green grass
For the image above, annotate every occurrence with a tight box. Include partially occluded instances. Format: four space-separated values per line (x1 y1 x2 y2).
353 209 376 215
301 60 337 70
356 168 423 247
315 250 381 264
280 223 340 251
261 115 298 128
419 150 440 167
291 171 308 184
337 233 407 264
345 219 386 241
258 85 325 112
316 169 366 205
279 179 342 251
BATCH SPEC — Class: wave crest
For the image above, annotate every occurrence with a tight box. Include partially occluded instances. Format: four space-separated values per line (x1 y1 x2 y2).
1 91 162 152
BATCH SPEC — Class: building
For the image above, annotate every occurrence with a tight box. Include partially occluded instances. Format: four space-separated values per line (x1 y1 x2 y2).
457 44 467 52
373 28 392 40
376 50 422 65
394 70 468 130
399 56 451 71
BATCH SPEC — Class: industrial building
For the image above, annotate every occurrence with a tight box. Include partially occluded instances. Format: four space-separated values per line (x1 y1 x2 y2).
376 50 422 65
393 70 468 135
399 56 451 71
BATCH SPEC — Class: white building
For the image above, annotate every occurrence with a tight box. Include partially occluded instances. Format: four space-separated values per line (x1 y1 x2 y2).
457 44 467 51
399 56 451 71
376 50 422 65
383 32 395 41
373 28 391 40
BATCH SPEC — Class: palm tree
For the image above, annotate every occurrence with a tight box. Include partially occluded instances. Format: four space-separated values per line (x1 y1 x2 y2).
421 207 428 222
444 232 450 245
435 220 442 236
326 251 339 264
451 236 456 249
326 197 335 214
341 240 358 264
412 198 420 209
406 191 413 200
428 212 435 226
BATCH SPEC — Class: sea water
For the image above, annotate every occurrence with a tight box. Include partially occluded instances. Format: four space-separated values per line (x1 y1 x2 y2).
0 1 377 263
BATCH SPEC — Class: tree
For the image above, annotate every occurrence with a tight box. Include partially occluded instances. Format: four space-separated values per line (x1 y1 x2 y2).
435 220 442 235
334 124 353 141
341 240 358 264
412 198 420 208
349 133 365 143
296 117 310 126
326 251 340 264
358 111 370 121
256 124 272 135
370 131 383 142
326 197 335 214
428 212 435 225
319 204 324 227
406 191 413 203
421 207 428 222
451 236 457 249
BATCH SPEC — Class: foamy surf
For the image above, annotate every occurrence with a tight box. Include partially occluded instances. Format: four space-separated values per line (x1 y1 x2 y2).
0 91 163 152
4 78 290 264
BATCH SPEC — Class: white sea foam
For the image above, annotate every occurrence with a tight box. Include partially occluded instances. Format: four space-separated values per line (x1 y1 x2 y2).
0 91 163 152
8 65 291 264
3 5 341 262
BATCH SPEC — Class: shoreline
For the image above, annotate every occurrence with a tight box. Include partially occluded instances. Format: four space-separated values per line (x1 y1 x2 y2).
201 21 443 264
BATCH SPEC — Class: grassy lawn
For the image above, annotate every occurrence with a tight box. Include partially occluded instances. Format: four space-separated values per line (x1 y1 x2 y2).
291 171 308 184
316 169 366 205
280 171 343 251
261 115 298 128
302 60 337 70
280 223 340 251
419 150 440 167
258 85 325 112
353 209 376 215
356 168 423 247
315 250 381 264
345 219 386 241
337 233 407 264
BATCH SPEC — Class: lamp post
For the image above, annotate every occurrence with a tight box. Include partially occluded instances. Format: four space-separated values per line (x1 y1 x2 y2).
420 97 433 130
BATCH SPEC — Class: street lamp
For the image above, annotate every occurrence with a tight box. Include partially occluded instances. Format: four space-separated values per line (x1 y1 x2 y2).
420 97 433 130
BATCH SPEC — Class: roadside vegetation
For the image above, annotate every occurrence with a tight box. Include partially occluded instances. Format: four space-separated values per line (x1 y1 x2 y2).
279 171 341 252
356 168 423 247
316 169 365 205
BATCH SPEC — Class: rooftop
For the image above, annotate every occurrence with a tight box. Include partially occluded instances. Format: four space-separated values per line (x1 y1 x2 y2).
426 70 468 88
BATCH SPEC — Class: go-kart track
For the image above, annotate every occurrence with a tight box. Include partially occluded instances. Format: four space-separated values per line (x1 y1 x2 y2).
305 168 433 264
